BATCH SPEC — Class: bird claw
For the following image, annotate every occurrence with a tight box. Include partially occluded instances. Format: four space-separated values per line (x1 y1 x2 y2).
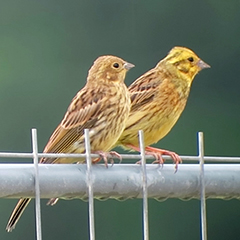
146 146 181 172
109 151 122 164
149 152 165 166
128 144 181 172
93 151 122 167
161 150 181 173
136 152 164 168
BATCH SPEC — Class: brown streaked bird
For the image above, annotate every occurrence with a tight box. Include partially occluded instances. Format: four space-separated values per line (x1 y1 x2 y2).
116 46 210 168
6 55 134 232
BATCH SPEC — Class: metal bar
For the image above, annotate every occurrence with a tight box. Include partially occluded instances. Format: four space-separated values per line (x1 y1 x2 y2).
84 129 95 240
139 130 149 240
31 129 42 240
1 151 240 162
1 164 240 200
198 132 207 240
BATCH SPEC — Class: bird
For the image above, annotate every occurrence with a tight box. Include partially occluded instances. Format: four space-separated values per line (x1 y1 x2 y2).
6 55 134 232
116 46 210 168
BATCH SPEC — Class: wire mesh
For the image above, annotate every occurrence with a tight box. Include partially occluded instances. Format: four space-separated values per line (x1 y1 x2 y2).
1 129 240 239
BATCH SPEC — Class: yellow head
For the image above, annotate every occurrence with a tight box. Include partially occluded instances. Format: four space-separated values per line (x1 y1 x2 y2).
87 55 135 84
159 46 210 81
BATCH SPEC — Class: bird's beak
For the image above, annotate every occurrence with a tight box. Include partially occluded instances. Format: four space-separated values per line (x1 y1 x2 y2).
124 62 135 70
197 60 211 69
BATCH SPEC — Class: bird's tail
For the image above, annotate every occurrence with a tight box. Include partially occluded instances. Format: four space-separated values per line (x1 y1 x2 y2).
6 198 31 232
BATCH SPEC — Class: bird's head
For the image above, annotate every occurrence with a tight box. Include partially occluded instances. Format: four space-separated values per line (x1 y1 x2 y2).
160 46 210 82
88 55 135 84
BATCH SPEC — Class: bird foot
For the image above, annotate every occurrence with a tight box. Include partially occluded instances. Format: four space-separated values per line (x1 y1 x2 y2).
93 151 122 167
146 146 182 172
126 144 181 172
135 151 164 167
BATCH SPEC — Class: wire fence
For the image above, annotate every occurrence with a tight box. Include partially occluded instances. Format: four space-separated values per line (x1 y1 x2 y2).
1 129 240 240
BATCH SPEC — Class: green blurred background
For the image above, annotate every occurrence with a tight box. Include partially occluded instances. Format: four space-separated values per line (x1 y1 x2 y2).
0 0 240 239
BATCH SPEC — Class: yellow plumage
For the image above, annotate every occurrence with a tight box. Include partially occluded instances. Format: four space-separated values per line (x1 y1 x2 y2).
117 47 210 164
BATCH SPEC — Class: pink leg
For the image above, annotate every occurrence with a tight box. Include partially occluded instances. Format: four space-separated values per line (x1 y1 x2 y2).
127 144 181 172
92 151 122 167
145 146 181 171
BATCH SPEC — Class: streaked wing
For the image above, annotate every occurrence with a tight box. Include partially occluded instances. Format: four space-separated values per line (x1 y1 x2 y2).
42 87 107 155
129 69 163 112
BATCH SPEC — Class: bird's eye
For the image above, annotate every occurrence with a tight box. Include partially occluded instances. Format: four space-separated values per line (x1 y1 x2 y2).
188 57 194 62
113 63 119 68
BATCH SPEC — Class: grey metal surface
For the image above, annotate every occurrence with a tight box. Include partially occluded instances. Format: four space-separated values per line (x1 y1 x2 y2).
31 129 42 240
2 130 239 240
139 130 149 240
1 163 240 200
1 151 240 162
84 129 95 240
198 132 207 240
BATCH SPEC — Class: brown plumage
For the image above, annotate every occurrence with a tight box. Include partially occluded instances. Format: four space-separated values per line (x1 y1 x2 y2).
117 47 210 167
6 55 134 232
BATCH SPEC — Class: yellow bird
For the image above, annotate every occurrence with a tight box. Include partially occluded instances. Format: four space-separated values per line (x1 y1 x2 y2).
117 47 210 167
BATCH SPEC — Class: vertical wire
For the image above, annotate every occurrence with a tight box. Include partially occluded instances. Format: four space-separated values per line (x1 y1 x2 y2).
84 129 95 240
31 129 42 240
138 130 149 240
198 132 207 240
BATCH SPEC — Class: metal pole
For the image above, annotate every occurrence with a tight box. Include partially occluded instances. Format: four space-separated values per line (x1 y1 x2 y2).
198 132 207 240
2 164 240 199
31 129 42 240
85 129 95 240
139 130 149 240
0 151 240 162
